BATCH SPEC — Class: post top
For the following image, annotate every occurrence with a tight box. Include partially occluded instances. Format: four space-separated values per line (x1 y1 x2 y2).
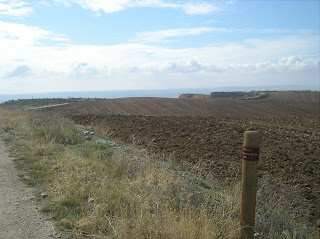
243 131 261 148
244 131 259 135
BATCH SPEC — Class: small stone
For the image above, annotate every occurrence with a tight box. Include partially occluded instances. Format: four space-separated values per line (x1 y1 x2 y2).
316 219 320 229
96 139 107 144
41 193 48 199
87 197 95 203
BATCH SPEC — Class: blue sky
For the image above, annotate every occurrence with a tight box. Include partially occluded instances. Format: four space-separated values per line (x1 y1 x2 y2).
0 0 319 94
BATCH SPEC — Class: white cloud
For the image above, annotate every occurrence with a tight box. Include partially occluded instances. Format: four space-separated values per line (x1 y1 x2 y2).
0 20 69 47
2 56 318 94
54 0 219 15
134 27 314 43
72 0 130 13
5 65 30 78
183 2 219 15
135 27 216 43
0 0 33 17
0 20 319 94
38 1 52 6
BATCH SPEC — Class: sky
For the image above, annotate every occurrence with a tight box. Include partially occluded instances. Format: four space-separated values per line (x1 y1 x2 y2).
0 0 319 94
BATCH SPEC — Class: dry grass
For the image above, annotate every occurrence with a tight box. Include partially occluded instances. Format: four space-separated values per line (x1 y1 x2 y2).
0 107 318 239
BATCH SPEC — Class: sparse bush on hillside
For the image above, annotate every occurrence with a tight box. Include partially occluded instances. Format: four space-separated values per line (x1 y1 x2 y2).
0 107 318 238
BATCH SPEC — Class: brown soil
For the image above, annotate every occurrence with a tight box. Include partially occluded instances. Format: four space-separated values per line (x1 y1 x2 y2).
263 91 320 102
45 97 319 116
70 114 320 223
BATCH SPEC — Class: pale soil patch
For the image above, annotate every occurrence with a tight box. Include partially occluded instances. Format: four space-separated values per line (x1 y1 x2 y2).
29 103 72 110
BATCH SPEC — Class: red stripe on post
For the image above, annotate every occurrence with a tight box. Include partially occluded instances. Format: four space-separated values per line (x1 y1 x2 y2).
242 147 259 161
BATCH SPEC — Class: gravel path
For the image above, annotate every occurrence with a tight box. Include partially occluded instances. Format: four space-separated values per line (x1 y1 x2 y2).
0 140 60 238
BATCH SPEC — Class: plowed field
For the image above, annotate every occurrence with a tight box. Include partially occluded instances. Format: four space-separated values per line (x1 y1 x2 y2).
46 97 319 116
70 114 320 223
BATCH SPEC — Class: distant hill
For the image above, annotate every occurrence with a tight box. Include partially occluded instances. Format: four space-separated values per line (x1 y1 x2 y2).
42 91 319 117
179 91 319 102
1 85 317 103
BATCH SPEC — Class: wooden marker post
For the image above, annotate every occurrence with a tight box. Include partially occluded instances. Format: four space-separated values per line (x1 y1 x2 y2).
239 131 261 239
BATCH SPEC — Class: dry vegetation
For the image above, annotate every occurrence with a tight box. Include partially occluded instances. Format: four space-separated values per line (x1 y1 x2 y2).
0 107 318 238
2 98 88 110
69 114 320 222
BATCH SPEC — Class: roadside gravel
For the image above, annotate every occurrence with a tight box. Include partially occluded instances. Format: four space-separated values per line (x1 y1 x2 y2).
0 140 60 239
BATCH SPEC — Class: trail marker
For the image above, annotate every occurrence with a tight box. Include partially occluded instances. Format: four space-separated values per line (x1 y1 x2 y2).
239 131 261 239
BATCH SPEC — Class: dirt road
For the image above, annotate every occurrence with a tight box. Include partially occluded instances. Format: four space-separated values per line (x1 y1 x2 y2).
29 102 72 110
0 140 59 238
